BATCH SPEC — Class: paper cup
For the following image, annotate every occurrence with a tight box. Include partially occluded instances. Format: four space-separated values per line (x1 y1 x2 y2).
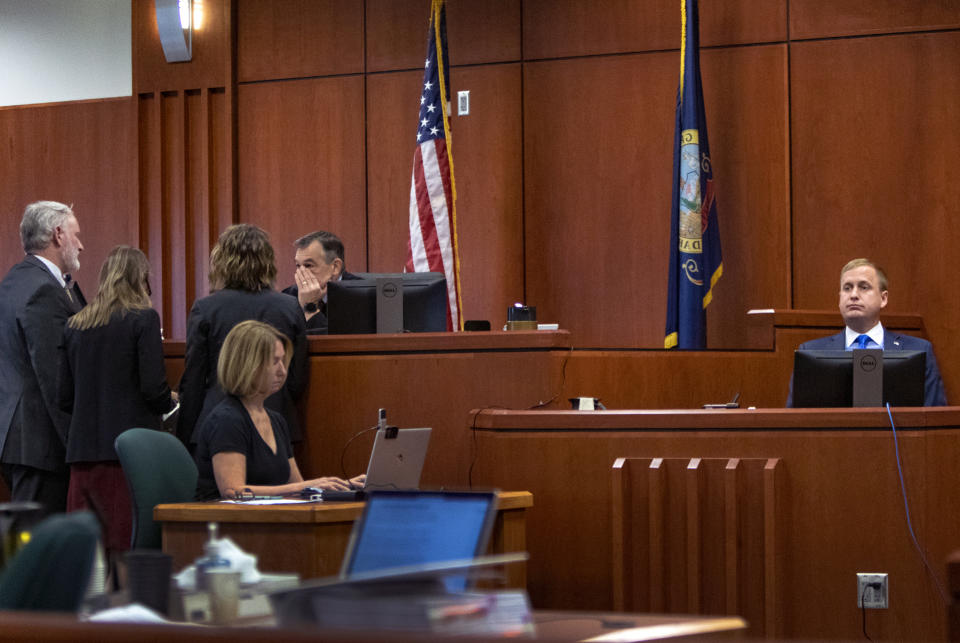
205 568 242 625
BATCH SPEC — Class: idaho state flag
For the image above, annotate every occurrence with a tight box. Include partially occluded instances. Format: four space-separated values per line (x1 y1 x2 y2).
664 0 722 350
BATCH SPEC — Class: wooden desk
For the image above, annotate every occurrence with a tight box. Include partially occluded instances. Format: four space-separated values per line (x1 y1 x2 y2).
156 491 532 587
470 407 960 641
0 610 745 642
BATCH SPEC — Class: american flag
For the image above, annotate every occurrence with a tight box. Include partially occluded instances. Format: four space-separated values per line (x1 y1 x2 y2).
405 0 462 331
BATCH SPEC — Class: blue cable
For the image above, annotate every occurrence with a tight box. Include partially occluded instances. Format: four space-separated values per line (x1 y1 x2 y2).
886 403 947 604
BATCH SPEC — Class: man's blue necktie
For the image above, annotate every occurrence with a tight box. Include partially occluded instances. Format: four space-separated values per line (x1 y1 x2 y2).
855 334 870 349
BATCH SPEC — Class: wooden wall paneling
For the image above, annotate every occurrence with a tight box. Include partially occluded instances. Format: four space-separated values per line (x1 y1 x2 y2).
133 0 235 336
185 90 205 316
441 65 524 325
561 349 790 410
236 77 366 285
132 0 231 94
366 0 520 73
523 53 675 348
162 92 189 339
0 99 136 297
295 347 567 487
209 88 235 238
236 0 363 83
139 93 167 330
445 0 521 66
790 0 960 40
365 0 431 72
790 31 960 403
523 44 789 348
700 44 791 348
522 0 787 60
367 63 524 322
365 69 422 274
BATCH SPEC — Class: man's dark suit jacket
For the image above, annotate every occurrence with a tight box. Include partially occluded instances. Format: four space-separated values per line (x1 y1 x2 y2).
177 288 307 445
0 255 84 472
787 331 947 407
281 270 361 333
58 308 173 463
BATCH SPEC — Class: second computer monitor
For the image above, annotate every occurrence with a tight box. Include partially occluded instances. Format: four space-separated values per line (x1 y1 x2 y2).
791 349 925 407
327 272 447 334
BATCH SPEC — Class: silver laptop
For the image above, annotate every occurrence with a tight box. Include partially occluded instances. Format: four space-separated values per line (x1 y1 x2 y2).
363 427 431 491
320 427 432 500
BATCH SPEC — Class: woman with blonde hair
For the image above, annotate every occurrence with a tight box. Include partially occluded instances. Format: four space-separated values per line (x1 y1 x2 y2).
194 320 361 499
177 224 306 449
58 245 176 560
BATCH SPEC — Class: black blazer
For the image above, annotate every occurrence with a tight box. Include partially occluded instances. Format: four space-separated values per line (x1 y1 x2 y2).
0 255 84 471
177 288 307 445
281 270 362 333
58 308 173 463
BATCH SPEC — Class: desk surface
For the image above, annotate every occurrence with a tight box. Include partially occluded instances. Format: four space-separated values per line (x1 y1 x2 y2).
471 405 960 430
0 610 746 642
155 490 533 523
157 491 533 587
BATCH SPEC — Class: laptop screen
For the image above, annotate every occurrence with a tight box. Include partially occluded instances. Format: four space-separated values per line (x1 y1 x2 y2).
341 490 498 578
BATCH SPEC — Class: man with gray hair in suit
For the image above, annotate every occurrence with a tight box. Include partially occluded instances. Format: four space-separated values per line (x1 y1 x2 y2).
0 201 85 513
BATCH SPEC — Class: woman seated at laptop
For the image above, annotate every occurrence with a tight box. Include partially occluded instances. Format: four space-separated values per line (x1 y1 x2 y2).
194 320 364 499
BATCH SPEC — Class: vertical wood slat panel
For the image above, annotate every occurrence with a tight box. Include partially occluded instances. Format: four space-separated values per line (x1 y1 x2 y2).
724 458 740 615
613 456 780 635
210 87 234 239
167 91 188 340
685 458 702 612
647 458 665 612
139 85 230 340
611 457 628 611
139 92 167 333
763 458 780 637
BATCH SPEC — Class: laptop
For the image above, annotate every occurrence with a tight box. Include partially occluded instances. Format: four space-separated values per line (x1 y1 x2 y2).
268 490 522 629
339 489 499 579
320 427 432 501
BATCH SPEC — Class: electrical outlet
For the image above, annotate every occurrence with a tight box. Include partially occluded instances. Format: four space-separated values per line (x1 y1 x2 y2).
857 572 888 609
457 90 470 116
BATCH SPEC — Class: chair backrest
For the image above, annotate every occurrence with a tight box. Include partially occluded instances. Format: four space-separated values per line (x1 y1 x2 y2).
0 511 100 612
115 428 198 549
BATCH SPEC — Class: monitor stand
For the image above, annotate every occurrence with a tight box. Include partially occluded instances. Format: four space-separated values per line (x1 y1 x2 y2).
852 348 883 407
376 277 404 334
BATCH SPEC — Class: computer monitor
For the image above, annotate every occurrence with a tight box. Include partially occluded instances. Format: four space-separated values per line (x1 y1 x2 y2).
340 490 498 581
327 272 447 334
791 349 925 407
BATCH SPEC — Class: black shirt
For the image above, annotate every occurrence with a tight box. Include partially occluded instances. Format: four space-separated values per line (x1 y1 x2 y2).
194 396 293 500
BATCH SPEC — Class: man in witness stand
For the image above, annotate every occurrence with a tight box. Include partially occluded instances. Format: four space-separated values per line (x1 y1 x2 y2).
787 258 946 407
0 201 86 512
282 231 361 333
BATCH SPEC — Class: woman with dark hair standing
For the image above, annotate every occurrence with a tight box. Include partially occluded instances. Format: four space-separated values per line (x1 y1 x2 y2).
58 245 176 563
177 224 306 449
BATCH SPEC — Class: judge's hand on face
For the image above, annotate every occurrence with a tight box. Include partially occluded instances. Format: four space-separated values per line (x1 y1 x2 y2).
295 266 326 310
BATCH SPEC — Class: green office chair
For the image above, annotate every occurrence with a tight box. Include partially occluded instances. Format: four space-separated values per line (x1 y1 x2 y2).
115 428 198 550
0 511 100 612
